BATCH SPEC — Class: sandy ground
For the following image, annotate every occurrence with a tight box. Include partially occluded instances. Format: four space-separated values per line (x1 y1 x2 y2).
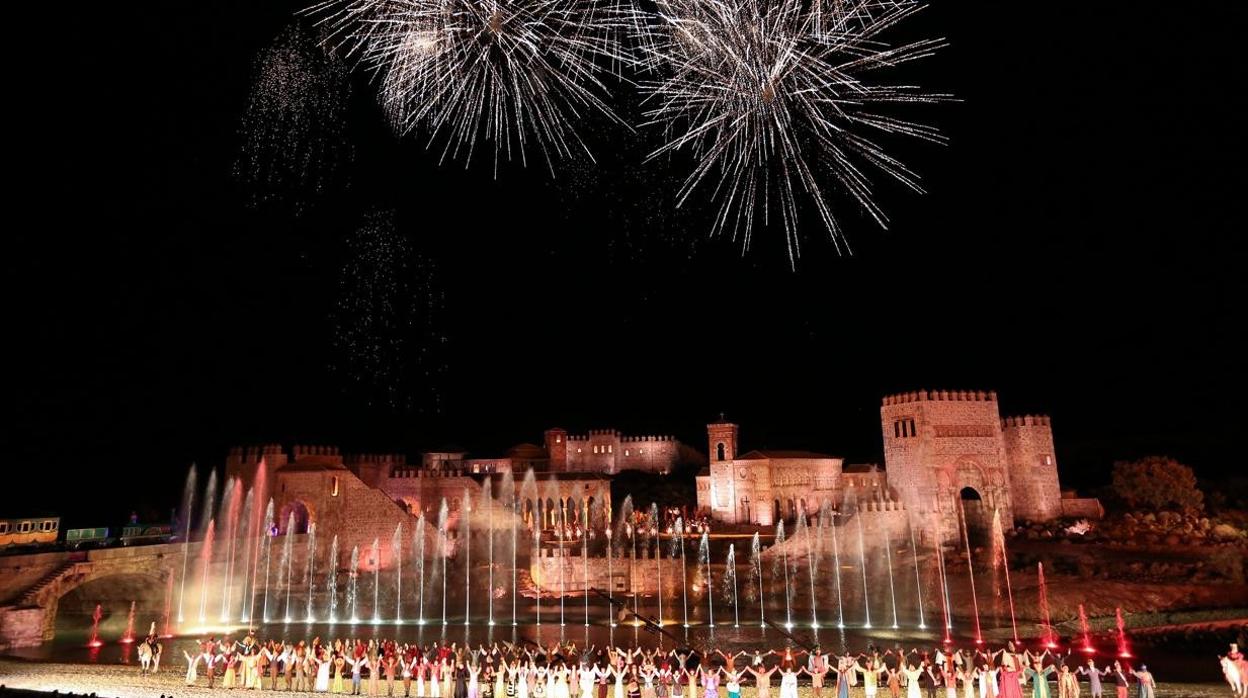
0 661 1233 698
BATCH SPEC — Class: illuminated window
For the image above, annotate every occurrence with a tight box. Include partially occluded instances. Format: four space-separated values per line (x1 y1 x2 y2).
577 448 582 453
0 522 7 533
608 445 613 454
331 476 340 497
625 449 630 456
19 521 32 533
1043 455 1053 466
556 436 562 443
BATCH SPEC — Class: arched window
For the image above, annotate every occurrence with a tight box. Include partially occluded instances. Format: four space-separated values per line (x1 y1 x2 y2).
717 443 726 461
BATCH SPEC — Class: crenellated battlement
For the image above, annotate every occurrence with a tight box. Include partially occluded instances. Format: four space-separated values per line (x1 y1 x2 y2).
344 452 406 465
564 432 676 442
882 389 998 406
292 444 341 458
228 443 284 463
1001 414 1051 428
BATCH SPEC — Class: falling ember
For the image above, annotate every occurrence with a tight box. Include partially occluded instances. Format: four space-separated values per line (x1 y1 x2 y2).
1078 604 1094 653
1115 607 1132 658
120 601 136 644
87 604 103 647
1037 562 1057 648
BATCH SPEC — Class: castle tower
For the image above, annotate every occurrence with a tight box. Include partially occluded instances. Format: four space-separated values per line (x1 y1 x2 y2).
544 428 569 471
1001 415 1062 522
880 390 1014 542
707 417 738 463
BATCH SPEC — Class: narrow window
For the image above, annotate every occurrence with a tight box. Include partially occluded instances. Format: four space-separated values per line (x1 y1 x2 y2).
717 443 726 461
331 476 340 497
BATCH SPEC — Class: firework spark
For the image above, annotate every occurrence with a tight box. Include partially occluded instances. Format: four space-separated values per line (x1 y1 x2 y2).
634 0 950 263
308 0 635 174
236 23 354 212
332 210 447 414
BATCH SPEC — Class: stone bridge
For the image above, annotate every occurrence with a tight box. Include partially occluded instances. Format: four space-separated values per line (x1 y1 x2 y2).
0 542 188 650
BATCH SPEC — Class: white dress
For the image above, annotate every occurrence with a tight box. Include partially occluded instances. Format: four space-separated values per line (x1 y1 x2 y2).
518 669 530 698
904 668 923 698
780 671 799 698
581 668 596 698
316 658 332 692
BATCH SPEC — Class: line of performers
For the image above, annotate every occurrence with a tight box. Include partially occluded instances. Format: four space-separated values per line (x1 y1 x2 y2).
179 637 1175 698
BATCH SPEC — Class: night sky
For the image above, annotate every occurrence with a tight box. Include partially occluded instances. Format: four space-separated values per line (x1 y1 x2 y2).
7 2 1244 526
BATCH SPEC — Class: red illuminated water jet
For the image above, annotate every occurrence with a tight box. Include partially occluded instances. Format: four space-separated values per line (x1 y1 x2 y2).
87 604 103 647
1115 607 1132 658
1078 603 1094 653
1037 562 1057 648
120 601 136 644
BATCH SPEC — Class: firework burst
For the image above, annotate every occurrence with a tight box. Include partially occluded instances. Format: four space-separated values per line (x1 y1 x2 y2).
236 23 354 212
308 0 635 174
634 0 950 263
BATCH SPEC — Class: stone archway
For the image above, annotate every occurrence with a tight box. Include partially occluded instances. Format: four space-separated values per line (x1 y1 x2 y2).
278 499 315 534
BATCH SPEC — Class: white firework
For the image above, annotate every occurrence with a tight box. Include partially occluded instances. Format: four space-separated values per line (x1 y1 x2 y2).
634 0 950 263
308 0 635 174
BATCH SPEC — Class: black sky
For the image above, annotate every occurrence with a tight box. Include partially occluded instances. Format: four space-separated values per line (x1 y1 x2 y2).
6 1 1245 526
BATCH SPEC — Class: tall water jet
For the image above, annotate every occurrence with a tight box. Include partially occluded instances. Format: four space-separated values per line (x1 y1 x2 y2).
934 525 952 642
582 500 590 627
243 462 269 623
281 512 296 622
1115 607 1132 657
198 519 216 623
907 512 926 629
438 498 449 625
1077 604 1093 653
724 543 739 627
327 535 340 623
649 504 661 626
121 601 136 644
1037 562 1056 647
414 517 426 625
236 486 255 622
370 537 381 623
883 527 898 629
750 532 763 627
855 509 871 628
392 522 404 623
698 531 714 628
197 469 218 543
347 545 360 622
992 508 1018 642
956 499 982 643
484 477 494 626
796 511 818 629
304 523 318 622
675 517 689 628
162 569 174 636
88 604 103 647
531 506 541 625
510 492 518 626
219 479 242 622
260 499 275 622
775 520 792 629
177 464 196 624
828 504 845 628
462 487 471 626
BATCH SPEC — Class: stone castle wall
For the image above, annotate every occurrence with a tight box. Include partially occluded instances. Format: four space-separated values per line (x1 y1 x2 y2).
1001 416 1062 521
530 549 684 596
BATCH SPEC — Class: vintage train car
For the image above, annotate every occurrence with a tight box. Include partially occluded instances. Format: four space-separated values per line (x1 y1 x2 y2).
0 516 60 548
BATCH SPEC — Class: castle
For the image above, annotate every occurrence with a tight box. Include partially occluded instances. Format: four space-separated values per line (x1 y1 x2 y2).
696 390 1102 541
224 390 1100 559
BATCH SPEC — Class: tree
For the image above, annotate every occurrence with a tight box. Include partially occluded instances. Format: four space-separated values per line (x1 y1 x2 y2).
1111 456 1204 512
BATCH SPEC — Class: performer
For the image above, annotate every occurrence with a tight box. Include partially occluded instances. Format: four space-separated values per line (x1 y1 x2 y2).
1109 662 1130 698
1129 666 1154 698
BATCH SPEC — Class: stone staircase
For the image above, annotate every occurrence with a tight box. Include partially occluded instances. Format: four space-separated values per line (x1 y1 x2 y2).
17 561 80 606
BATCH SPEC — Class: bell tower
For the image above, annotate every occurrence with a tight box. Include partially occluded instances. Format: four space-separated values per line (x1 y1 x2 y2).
707 415 738 463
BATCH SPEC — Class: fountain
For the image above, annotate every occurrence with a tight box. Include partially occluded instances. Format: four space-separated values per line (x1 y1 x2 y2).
198 519 216 623
437 498 448 625
347 545 360 623
1037 562 1056 647
992 508 1018 642
260 499 275 622
162 573 174 636
648 503 661 627
370 536 381 623
120 601 136 644
907 512 926 629
219 479 241 622
414 516 425 625
582 501 590 627
392 522 403 623
1078 604 1093 653
235 485 254 622
956 499 982 643
280 512 295 622
176 465 196 624
87 604 103 647
855 507 871 628
675 517 689 629
484 478 494 626
883 527 898 629
305 524 318 622
775 520 792 629
1115 607 1132 657
750 532 763 627
725 543 739 627
934 521 952 642
462 487 471 626
827 503 846 628
796 511 818 629
699 531 714 628
327 535 339 623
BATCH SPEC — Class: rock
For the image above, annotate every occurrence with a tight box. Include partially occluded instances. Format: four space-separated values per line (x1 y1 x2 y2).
1213 523 1242 540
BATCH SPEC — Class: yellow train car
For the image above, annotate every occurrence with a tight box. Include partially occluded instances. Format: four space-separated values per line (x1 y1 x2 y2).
0 516 60 547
